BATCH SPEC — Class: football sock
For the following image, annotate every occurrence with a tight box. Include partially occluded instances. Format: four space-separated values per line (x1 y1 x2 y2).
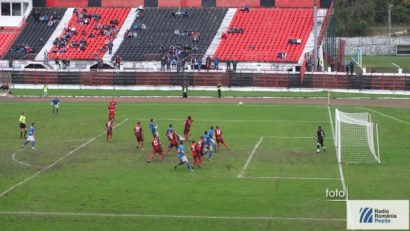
186 163 192 171
23 140 29 145
32 141 36 147
207 151 213 159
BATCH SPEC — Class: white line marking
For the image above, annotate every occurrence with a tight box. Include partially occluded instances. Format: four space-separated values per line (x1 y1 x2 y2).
358 107 410 125
327 107 347 194
241 176 340 181
11 139 89 169
161 118 330 123
264 136 333 140
0 211 346 222
237 136 263 178
11 151 42 169
0 118 129 198
327 107 353 228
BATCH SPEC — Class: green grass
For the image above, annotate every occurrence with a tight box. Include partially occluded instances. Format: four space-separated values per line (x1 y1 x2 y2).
0 102 409 230
346 55 410 72
11 88 410 98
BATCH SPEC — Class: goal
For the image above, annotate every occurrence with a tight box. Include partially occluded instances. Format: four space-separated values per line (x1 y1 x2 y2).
334 109 380 163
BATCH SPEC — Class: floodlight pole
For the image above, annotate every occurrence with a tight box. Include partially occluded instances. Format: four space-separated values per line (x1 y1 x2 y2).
313 0 318 71
388 4 393 37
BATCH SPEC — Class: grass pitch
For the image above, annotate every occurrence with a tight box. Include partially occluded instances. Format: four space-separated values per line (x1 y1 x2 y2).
0 101 409 230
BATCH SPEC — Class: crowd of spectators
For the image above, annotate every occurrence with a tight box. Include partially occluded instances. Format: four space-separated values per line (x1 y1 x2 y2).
14 44 33 54
51 8 121 58
33 10 61 26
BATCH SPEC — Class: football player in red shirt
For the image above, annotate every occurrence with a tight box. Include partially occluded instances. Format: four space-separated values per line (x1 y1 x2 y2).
191 140 203 169
165 130 179 156
196 136 204 156
215 126 230 151
134 121 144 150
106 119 113 142
109 98 117 108
148 134 164 162
183 116 193 140
108 107 116 120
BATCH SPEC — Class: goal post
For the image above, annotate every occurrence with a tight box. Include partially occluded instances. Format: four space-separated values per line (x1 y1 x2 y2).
335 109 381 164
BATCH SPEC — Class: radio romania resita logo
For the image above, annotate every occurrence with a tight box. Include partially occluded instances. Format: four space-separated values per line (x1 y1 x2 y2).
347 200 409 230
359 207 373 223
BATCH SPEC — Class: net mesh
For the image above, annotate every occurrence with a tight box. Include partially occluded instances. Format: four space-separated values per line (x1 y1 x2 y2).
335 109 380 163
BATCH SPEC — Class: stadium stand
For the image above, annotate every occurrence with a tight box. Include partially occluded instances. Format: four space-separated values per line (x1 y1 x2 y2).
113 8 227 61
0 28 20 58
48 8 130 60
4 8 66 60
214 8 313 62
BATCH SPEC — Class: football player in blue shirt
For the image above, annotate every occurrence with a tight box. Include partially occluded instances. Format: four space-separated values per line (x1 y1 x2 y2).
174 141 193 172
149 118 158 137
208 126 218 152
52 97 60 114
203 130 213 159
22 123 36 149
165 124 174 139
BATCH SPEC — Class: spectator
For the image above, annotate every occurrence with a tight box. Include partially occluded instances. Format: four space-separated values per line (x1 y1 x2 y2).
24 44 33 53
214 56 219 70
349 62 354 76
171 58 177 69
114 55 122 69
33 10 40 22
55 58 61 69
182 83 188 98
160 56 166 71
177 58 182 72
197 58 202 71
226 59 231 71
232 59 237 72
166 56 171 70
108 41 113 55
217 82 222 98
277 52 287 60
240 5 250 12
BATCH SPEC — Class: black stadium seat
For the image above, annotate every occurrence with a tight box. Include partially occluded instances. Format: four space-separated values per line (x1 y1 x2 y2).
4 8 66 60
113 8 227 61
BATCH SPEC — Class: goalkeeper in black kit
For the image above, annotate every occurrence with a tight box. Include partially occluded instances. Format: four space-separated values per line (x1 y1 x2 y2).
315 126 326 153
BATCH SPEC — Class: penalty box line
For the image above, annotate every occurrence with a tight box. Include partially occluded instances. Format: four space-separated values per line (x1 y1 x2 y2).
0 211 346 222
237 136 264 178
237 136 339 181
0 118 129 198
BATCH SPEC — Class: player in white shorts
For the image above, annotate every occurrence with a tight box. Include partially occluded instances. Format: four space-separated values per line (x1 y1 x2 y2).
22 123 36 149
174 141 193 172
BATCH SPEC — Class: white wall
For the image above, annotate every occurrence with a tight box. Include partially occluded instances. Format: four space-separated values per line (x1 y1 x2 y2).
0 0 31 27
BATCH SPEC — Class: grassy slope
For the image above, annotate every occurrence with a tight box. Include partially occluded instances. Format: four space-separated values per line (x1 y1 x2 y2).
0 102 408 231
10 88 410 98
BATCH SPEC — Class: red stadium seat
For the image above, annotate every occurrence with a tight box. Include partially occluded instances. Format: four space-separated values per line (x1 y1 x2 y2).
48 8 130 60
214 8 313 62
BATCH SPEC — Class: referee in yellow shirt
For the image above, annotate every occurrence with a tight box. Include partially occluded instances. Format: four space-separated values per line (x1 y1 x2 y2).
19 112 27 139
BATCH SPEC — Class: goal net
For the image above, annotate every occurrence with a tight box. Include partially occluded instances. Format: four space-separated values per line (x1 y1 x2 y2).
335 109 380 163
